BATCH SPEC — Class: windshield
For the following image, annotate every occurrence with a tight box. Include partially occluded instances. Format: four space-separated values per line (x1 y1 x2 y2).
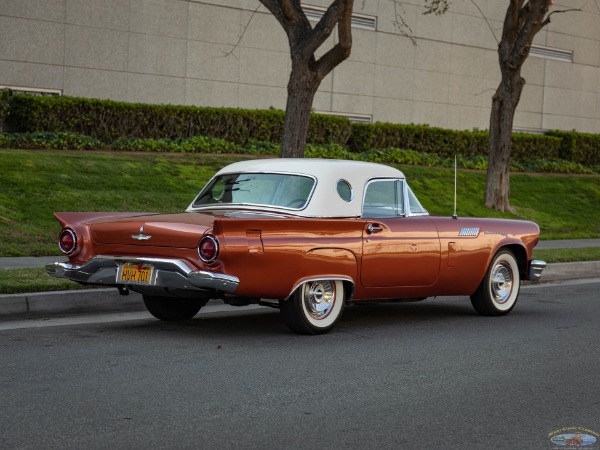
192 172 316 210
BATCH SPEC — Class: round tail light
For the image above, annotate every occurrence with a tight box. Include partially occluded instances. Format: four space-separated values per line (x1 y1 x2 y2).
59 228 77 255
198 235 219 263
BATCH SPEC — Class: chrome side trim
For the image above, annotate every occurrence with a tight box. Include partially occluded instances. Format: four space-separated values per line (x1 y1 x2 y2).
529 259 547 282
46 255 239 293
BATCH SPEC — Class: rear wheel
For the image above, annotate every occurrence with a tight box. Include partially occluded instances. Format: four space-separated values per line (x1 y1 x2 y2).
280 280 345 334
143 295 204 321
470 250 520 316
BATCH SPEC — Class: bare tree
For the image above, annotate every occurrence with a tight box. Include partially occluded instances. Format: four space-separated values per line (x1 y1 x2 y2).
485 0 573 211
259 0 449 158
258 0 354 158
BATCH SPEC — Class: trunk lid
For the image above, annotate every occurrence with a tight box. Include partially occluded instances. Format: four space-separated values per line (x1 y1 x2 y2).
89 212 218 248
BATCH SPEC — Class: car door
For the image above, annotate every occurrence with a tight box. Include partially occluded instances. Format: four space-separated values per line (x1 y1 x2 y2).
360 179 441 288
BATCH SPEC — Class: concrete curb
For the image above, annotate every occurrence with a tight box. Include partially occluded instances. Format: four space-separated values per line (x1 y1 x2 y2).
541 260 600 281
1 261 599 321
0 289 145 320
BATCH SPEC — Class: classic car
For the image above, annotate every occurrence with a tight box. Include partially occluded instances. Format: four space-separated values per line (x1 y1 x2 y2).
46 159 546 334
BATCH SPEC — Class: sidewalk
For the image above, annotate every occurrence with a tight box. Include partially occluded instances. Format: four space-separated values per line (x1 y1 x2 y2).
1 240 599 321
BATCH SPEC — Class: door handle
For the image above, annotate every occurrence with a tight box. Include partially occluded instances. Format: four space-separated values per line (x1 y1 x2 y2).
367 223 384 234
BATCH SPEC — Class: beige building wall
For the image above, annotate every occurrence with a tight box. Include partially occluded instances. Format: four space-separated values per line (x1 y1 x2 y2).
1 0 599 133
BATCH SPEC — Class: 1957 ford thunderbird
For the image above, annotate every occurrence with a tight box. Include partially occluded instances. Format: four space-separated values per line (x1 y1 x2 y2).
47 159 546 334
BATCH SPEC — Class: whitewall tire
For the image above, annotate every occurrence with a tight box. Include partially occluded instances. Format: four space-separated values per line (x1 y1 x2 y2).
470 250 521 316
280 280 345 334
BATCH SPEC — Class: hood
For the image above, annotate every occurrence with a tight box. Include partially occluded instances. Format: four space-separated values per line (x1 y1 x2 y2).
89 212 218 248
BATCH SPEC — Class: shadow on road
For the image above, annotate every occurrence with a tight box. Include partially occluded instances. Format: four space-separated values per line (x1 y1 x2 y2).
102 295 547 339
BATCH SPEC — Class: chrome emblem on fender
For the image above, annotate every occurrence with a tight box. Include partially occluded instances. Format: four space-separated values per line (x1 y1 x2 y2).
131 226 152 241
458 227 480 237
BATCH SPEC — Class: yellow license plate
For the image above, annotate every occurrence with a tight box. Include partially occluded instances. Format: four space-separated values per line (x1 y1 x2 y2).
118 263 154 285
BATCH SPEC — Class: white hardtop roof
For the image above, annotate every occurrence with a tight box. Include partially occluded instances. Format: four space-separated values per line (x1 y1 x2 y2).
215 158 405 179
190 159 406 218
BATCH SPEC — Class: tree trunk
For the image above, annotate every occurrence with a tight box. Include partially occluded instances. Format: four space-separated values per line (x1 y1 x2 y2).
258 0 353 158
485 72 525 212
280 62 320 158
484 0 555 211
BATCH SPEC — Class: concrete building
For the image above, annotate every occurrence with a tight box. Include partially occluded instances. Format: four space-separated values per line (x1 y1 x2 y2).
1 0 599 133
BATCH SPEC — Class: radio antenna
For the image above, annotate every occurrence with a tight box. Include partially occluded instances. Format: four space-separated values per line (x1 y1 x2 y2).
452 154 458 219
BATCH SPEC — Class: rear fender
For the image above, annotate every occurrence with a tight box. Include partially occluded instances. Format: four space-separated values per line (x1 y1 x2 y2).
54 212 155 228
53 212 155 262
286 248 358 300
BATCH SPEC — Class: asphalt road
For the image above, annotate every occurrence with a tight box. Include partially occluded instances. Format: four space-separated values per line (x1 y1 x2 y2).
1 280 599 450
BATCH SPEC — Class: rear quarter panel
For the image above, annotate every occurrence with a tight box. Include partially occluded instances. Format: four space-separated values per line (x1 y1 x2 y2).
216 217 364 299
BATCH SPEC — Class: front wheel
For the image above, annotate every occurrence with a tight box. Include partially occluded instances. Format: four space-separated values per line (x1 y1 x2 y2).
143 295 204 321
280 280 345 335
470 250 521 316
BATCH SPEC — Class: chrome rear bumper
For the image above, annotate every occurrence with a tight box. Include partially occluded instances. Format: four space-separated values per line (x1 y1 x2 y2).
528 259 547 282
46 256 239 293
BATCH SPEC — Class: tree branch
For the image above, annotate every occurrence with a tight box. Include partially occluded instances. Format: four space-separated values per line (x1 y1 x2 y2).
259 0 287 28
314 0 353 81
470 0 499 44
300 0 344 57
220 3 263 58
278 0 300 22
542 7 582 27
337 0 353 50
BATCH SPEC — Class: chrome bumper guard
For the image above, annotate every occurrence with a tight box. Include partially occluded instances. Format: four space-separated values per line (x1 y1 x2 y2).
46 256 239 293
528 259 547 282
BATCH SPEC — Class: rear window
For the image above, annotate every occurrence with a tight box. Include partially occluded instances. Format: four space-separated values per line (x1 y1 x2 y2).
193 173 316 210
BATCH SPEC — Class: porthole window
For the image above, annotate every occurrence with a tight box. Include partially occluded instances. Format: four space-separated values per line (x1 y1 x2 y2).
337 179 353 202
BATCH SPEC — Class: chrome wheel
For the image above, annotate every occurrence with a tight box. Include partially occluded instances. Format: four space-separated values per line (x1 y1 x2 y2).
491 261 514 305
470 250 521 316
280 279 346 334
302 280 336 320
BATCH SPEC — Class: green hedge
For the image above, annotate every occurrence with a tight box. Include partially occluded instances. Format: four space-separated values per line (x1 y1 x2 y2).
112 136 242 153
3 93 599 167
349 123 563 163
349 123 487 157
6 94 352 146
546 130 600 165
0 132 103 150
1 131 596 173
0 89 12 131
511 133 561 162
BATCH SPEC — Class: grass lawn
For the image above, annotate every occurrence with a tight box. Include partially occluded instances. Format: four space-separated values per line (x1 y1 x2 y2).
0 268 84 294
0 150 254 256
403 166 600 239
532 247 600 263
1 149 599 258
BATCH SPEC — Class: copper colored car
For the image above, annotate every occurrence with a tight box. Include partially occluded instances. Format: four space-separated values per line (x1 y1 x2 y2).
46 159 546 334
